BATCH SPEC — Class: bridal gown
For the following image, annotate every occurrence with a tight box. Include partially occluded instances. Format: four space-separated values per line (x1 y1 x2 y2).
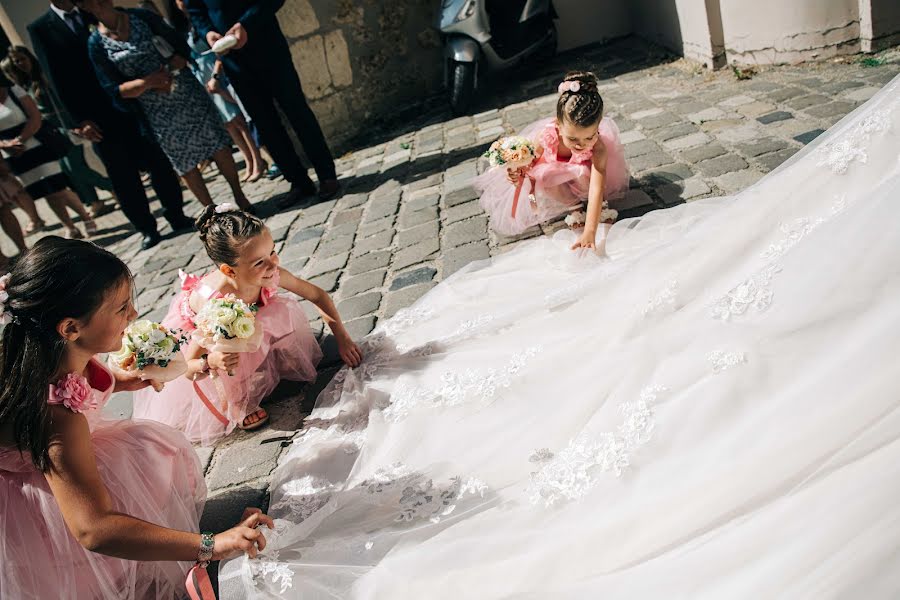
220 74 900 599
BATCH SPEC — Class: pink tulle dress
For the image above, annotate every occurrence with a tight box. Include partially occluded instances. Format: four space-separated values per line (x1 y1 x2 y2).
133 270 322 445
0 359 206 599
475 116 630 235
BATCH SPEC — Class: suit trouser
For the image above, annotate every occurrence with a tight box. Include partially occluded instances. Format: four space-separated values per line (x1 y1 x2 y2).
94 131 185 235
224 36 336 190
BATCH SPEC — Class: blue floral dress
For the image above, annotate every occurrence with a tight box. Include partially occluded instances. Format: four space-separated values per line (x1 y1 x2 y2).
94 12 230 175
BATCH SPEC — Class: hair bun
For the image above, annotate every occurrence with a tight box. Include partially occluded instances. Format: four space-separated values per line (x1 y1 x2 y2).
195 205 218 241
563 71 599 92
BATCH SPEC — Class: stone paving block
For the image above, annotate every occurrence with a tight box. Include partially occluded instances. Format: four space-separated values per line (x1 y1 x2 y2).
629 107 664 120
358 216 394 237
199 483 268 533
662 132 711 151
442 185 478 208
679 143 727 163
618 129 647 144
442 199 485 225
785 94 830 110
696 153 749 177
755 148 798 171
651 122 700 142
804 101 856 119
842 86 879 102
793 129 825 145
351 229 393 257
390 266 437 291
624 139 663 158
279 238 319 263
765 86 805 102
756 111 794 125
205 435 285 490
316 234 355 258
716 124 761 143
713 169 765 194
439 242 491 277
736 101 777 118
347 250 392 275
337 291 381 320
303 252 349 278
343 315 377 339
655 177 711 205
819 80 866 94
335 193 368 210
332 207 363 226
615 188 655 210
290 226 324 244
393 237 440 270
638 163 695 184
687 107 728 124
442 216 488 249
309 269 340 293
628 151 675 172
381 283 437 318
397 220 439 249
339 269 386 298
736 138 789 157
398 205 438 230
365 198 401 222
636 111 682 130
718 94 756 107
670 100 710 115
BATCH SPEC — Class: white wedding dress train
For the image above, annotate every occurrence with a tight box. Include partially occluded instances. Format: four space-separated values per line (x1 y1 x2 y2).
220 75 900 599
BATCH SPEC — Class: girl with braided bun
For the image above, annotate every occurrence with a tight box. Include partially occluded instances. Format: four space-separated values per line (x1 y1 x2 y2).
475 71 629 251
133 203 361 445
0 236 272 599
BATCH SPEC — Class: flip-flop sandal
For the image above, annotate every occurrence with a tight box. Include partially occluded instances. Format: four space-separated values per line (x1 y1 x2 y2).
237 409 269 431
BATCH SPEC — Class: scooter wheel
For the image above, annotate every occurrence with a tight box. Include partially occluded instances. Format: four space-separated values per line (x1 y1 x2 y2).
450 61 476 116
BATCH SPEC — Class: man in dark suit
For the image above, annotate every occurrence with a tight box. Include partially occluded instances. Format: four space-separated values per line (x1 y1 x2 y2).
184 0 340 207
29 0 194 250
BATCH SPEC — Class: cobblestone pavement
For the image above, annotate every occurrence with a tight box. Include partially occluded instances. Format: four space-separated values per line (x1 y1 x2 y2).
9 37 899 530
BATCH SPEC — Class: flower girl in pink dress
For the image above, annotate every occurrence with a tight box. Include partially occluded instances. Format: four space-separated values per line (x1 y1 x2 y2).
0 237 272 599
134 204 362 445
475 71 630 251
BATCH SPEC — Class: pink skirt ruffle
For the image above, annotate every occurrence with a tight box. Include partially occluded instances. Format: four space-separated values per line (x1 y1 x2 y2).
133 292 323 445
475 117 629 235
0 417 205 599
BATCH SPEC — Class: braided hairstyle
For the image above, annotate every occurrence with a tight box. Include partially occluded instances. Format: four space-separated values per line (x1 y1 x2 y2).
195 205 266 266
0 237 132 471
556 71 604 128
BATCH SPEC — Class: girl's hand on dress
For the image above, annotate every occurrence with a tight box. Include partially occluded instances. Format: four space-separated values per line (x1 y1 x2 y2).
571 228 597 251
212 508 275 561
337 334 363 368
208 351 240 376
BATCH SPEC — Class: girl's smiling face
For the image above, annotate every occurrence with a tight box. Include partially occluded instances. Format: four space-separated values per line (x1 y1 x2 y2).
230 228 279 288
75 279 138 355
557 118 600 153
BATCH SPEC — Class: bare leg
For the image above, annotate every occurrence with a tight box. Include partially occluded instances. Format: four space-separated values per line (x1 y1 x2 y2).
224 120 254 181
0 206 27 252
14 192 44 232
211 147 252 210
45 191 82 236
181 168 214 207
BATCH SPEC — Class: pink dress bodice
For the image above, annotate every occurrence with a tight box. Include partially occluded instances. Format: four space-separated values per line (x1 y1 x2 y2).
176 269 281 331
538 121 597 165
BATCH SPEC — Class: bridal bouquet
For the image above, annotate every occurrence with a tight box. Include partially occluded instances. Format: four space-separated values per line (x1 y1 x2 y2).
483 136 538 171
108 320 188 385
192 295 262 353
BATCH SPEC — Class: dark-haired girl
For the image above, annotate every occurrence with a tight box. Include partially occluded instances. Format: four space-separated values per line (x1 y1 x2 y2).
475 71 630 251
133 204 361 445
0 236 272 598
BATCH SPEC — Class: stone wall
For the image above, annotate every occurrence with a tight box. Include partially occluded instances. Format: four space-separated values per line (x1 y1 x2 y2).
276 0 443 152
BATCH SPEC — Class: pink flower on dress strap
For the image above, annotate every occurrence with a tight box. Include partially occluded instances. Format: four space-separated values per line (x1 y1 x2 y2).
49 373 99 413
179 269 201 291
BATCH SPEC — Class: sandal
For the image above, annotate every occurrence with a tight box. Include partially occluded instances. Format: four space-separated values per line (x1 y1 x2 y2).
65 227 84 240
84 218 98 236
237 408 269 431
25 219 46 235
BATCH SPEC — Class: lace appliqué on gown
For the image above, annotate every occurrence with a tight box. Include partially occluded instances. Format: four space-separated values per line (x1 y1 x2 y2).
382 346 542 423
817 110 893 174
527 385 666 507
707 350 748 373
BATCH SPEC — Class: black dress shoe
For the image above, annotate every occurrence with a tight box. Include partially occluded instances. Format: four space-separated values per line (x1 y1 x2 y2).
141 232 161 250
168 215 195 233
278 183 316 210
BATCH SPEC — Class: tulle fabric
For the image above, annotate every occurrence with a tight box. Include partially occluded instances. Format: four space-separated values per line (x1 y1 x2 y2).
0 359 205 599
133 272 323 445
219 75 900 599
475 116 630 235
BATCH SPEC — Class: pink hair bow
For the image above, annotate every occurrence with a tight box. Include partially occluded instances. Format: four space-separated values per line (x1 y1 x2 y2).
558 81 581 94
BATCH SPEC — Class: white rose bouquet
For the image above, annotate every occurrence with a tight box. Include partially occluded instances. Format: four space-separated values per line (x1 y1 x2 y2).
108 320 189 387
192 294 262 353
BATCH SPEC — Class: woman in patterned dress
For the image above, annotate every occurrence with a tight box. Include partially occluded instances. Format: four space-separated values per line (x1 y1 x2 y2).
76 0 253 212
